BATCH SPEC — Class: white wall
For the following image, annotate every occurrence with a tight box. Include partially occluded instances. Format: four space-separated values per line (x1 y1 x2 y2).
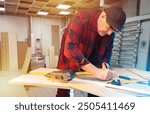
0 15 28 41
140 0 150 15
112 0 138 17
123 0 137 17
0 15 63 56
0 15 63 67
31 17 62 56
136 20 150 70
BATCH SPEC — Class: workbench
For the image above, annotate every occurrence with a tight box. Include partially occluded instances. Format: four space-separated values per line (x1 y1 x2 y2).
8 68 150 97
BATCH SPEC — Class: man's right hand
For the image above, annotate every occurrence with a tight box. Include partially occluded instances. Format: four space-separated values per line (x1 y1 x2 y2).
94 68 116 81
81 63 117 81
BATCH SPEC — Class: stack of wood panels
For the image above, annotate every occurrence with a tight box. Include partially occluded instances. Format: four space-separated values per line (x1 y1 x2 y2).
0 32 18 71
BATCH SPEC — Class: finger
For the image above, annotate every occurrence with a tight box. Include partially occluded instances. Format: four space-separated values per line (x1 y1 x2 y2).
106 73 113 80
107 71 113 77
102 63 106 69
106 75 112 80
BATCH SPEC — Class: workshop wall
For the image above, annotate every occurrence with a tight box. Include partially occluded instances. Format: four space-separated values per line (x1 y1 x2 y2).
31 17 62 56
0 15 62 57
136 20 150 70
0 15 28 41
112 0 138 17
140 0 150 15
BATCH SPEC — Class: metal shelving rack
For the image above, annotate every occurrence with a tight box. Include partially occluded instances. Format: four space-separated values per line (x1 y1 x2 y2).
111 21 142 68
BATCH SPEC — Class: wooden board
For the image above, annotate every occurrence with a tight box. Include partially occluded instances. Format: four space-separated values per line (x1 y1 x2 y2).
29 68 60 75
51 25 59 55
9 68 150 96
0 35 1 70
8 33 18 70
127 68 150 80
8 74 71 89
17 41 28 69
49 46 56 67
21 47 32 74
54 55 58 67
0 32 18 71
1 32 9 71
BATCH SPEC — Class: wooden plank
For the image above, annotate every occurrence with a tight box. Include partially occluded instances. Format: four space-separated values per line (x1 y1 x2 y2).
1 32 9 71
51 25 59 55
17 41 28 69
54 55 58 67
127 68 150 80
5 32 9 70
1 33 5 70
8 33 18 70
4 32 9 70
29 68 60 75
49 46 56 67
0 32 19 71
9 67 150 96
8 74 71 89
21 47 32 74
8 68 150 96
0 33 1 70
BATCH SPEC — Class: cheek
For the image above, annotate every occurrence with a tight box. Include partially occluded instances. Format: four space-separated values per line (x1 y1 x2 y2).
97 22 103 31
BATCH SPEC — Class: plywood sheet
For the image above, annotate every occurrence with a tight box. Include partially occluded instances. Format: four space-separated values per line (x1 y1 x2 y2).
0 36 1 70
21 47 32 74
17 41 28 69
49 46 56 67
0 32 18 71
51 25 59 55
1 32 9 71
8 68 150 96
8 33 18 70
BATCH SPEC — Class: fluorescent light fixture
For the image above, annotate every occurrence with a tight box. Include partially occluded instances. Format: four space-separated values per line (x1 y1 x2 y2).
59 11 70 15
0 0 5 2
100 0 104 7
37 11 48 15
56 4 71 9
0 7 5 11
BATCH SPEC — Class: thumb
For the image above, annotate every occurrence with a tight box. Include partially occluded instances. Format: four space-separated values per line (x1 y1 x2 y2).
102 63 106 69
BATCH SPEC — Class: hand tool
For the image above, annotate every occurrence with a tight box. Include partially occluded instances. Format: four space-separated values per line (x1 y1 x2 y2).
45 70 76 83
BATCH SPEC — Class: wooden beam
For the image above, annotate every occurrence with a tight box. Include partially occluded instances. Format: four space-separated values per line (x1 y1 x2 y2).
21 47 32 74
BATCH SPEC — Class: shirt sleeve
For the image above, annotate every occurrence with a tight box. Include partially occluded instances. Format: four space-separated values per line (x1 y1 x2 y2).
102 33 115 64
63 14 90 68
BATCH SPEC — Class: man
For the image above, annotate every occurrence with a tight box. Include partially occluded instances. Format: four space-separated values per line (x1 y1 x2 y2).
56 6 126 97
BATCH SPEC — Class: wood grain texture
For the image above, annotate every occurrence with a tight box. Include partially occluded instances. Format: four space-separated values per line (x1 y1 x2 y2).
21 47 32 74
8 33 18 70
17 41 28 69
49 46 56 67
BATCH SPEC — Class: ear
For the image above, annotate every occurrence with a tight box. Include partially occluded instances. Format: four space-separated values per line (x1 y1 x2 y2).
99 11 106 19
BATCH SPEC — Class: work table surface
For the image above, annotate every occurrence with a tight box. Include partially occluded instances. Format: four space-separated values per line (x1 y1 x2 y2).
8 68 150 97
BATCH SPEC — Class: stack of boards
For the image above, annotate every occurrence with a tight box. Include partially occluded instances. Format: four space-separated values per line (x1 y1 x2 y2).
0 32 18 71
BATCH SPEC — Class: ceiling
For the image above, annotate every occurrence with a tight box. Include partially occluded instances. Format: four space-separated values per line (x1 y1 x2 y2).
0 0 121 18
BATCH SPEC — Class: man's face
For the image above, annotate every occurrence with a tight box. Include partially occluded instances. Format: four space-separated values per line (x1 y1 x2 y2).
97 12 114 36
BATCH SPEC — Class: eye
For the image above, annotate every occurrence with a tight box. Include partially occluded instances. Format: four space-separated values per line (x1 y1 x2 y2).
101 16 104 19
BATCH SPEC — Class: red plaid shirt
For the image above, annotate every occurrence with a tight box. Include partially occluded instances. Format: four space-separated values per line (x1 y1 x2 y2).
57 8 115 71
